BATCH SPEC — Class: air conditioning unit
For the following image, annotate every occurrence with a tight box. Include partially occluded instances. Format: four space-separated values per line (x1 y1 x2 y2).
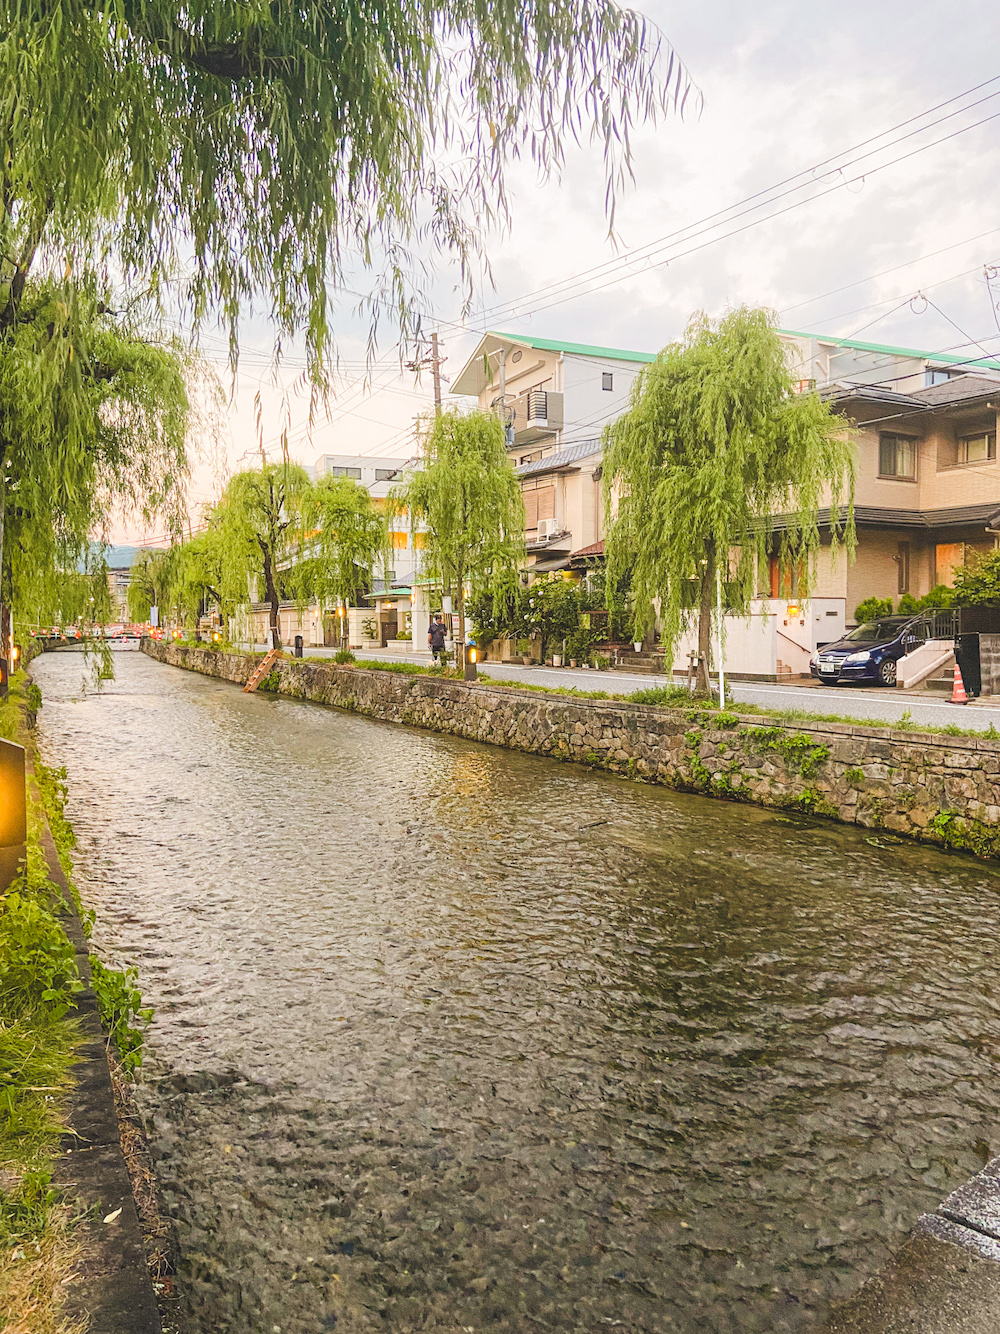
537 517 559 540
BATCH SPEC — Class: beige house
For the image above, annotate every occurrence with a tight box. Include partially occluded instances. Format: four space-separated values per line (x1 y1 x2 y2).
447 326 1000 647
776 332 1000 614
451 331 655 572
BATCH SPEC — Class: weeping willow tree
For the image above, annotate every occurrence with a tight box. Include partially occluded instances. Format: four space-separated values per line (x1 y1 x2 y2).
393 410 524 670
301 476 389 645
2 2 698 374
1 277 189 659
603 308 855 694
213 463 312 649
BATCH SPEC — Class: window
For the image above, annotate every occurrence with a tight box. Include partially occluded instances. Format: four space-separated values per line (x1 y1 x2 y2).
925 368 954 387
878 433 917 479
329 465 362 479
523 486 555 529
896 541 910 594
391 531 408 549
375 468 398 481
602 372 614 391
958 431 997 464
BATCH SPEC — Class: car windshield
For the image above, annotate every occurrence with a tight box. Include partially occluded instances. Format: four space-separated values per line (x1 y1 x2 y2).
844 620 907 643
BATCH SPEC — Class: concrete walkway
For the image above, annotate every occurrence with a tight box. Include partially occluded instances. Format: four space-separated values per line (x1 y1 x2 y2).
252 644 1000 734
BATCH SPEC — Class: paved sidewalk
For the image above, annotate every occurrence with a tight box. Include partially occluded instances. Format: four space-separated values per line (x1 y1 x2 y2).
246 644 1000 733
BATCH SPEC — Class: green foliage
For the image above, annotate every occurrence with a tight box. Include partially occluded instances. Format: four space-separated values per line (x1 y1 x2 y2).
0 893 81 1022
1 0 694 375
920 583 956 609
628 684 695 706
854 597 893 622
213 462 312 648
603 307 855 688
89 958 153 1076
896 593 920 615
738 726 830 778
301 476 389 616
952 550 1000 606
393 410 524 661
333 649 356 664
1 278 190 633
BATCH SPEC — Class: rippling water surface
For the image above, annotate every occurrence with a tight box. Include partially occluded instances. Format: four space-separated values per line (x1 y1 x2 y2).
32 650 1000 1332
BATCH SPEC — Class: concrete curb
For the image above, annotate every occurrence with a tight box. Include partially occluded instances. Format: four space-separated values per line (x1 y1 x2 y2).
823 1158 1000 1330
32 779 162 1334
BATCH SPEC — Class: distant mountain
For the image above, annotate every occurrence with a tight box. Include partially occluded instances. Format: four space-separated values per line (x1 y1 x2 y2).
78 543 145 571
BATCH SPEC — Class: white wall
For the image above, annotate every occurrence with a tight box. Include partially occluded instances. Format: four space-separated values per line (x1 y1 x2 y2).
668 598 846 679
558 354 646 444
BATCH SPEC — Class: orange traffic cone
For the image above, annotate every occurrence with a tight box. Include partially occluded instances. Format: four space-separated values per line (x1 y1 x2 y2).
949 662 968 705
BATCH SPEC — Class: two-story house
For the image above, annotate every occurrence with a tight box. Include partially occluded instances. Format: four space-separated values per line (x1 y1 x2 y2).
451 332 655 572
777 332 1000 611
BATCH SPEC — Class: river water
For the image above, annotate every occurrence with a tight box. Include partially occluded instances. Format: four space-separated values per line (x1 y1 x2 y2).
32 650 1000 1333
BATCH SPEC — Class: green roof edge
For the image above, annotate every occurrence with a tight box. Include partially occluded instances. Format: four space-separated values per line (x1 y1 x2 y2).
778 328 1000 372
489 331 657 364
486 327 1000 374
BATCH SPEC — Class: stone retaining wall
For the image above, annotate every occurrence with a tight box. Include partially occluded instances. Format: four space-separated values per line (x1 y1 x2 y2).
143 640 1000 860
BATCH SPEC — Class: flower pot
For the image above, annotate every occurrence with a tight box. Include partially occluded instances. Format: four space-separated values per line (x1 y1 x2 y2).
633 641 643 652
569 659 577 668
552 654 562 667
522 655 532 666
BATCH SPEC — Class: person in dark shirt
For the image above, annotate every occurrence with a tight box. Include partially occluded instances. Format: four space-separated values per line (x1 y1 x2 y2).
428 615 448 660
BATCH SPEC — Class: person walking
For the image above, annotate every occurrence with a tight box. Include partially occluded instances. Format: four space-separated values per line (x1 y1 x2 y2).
428 614 448 662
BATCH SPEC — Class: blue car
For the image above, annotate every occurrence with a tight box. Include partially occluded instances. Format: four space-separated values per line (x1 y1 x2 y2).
810 614 931 687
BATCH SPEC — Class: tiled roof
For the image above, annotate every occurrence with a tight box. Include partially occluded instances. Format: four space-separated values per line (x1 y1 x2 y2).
513 440 602 477
570 540 605 558
909 374 1000 405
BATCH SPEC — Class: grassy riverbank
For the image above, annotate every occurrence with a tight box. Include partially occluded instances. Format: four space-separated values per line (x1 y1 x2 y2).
0 673 84 1333
1 670 155 1332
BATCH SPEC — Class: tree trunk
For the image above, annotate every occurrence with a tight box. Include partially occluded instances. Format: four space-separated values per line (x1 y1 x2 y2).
262 548 281 649
696 546 714 696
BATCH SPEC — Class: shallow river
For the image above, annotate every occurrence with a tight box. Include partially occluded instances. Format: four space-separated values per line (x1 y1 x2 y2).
33 650 1000 1333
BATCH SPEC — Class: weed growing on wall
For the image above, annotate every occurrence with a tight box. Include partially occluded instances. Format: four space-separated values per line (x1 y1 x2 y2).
90 958 154 1076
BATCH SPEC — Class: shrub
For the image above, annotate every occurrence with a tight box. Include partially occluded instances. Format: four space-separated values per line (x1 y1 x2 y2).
334 648 356 664
854 597 893 623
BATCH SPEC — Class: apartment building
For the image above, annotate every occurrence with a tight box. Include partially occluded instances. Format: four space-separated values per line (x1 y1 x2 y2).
451 332 654 571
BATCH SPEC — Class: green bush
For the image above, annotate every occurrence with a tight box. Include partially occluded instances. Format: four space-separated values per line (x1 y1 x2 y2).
896 593 921 615
334 648 356 664
0 892 81 1021
854 597 893 623
628 684 694 706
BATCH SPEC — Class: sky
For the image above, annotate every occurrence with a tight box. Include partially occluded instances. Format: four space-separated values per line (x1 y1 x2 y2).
122 0 1000 543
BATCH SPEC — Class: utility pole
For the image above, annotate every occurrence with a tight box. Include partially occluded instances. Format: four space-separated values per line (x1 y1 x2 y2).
407 334 446 415
430 332 442 414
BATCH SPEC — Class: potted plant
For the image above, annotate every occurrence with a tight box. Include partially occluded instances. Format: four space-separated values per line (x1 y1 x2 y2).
517 638 532 666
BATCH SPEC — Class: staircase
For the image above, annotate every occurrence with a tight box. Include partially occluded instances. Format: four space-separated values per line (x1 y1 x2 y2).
243 647 282 693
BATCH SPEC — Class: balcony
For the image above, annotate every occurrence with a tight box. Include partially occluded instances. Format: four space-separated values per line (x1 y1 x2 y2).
525 517 571 552
513 389 564 444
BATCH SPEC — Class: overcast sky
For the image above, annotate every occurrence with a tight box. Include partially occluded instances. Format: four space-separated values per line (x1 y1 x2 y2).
123 0 1000 543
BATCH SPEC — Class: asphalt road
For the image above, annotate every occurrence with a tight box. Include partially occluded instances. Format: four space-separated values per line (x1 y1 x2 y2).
253 643 1000 733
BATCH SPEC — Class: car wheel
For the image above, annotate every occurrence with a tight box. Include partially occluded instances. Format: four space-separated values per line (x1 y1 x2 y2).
879 659 897 687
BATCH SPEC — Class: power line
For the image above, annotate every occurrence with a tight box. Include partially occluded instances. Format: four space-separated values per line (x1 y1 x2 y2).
455 79 1000 329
